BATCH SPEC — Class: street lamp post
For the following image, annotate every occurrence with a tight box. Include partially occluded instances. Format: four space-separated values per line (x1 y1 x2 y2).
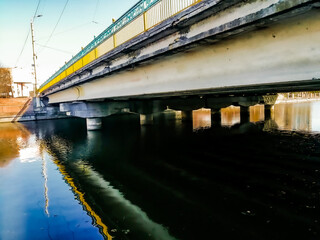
30 15 42 97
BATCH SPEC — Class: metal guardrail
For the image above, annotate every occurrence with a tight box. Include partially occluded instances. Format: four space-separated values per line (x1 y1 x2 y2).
39 0 201 92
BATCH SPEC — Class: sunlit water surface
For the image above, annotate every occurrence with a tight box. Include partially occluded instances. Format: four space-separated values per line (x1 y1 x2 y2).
1 101 320 240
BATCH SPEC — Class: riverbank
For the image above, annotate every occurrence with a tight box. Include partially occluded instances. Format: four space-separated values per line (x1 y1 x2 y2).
0 97 69 123
0 98 30 122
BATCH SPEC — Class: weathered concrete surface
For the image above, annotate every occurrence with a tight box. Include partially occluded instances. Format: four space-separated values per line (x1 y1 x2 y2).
86 118 102 130
43 0 320 105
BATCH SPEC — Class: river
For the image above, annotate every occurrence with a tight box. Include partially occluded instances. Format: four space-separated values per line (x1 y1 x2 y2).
1 101 320 240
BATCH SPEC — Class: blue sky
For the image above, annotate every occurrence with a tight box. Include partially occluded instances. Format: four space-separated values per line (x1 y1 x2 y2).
0 0 137 84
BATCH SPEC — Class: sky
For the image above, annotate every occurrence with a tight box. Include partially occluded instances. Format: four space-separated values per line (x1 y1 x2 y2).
0 0 138 86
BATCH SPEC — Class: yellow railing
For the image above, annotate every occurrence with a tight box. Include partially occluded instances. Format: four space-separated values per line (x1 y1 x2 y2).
39 0 202 93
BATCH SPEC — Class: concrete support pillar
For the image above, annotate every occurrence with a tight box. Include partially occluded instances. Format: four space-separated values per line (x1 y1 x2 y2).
59 103 70 112
211 110 221 125
264 105 273 121
240 106 250 123
174 111 182 120
35 97 41 108
181 110 193 122
162 109 179 121
140 114 153 125
86 118 102 130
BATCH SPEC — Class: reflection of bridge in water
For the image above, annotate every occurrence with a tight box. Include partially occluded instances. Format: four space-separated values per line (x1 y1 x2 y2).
41 136 177 240
39 139 112 239
29 107 320 239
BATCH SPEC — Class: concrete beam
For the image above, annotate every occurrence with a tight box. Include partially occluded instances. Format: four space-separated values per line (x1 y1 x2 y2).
65 101 130 118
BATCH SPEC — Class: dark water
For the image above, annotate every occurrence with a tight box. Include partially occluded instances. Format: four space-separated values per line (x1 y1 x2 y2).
1 101 320 240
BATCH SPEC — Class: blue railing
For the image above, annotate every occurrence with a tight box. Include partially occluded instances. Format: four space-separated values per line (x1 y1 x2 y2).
40 0 160 89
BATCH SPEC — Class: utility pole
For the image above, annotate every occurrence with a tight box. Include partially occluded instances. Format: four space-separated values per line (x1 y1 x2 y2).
30 20 38 97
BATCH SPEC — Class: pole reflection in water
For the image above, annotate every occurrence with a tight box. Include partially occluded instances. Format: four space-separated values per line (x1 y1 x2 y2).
42 155 49 216
1 100 320 239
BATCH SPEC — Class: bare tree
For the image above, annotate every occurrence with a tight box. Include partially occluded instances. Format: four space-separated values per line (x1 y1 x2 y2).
0 64 13 98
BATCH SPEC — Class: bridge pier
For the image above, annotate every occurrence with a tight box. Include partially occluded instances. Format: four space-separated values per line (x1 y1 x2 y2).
240 106 250 124
140 114 153 125
181 111 193 122
264 105 273 121
162 109 181 121
211 109 221 125
86 118 102 131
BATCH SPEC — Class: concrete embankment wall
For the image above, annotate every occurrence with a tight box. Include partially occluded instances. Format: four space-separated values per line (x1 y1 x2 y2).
0 98 69 123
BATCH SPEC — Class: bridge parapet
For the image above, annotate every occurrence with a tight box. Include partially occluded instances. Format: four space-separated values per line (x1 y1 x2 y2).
39 0 202 93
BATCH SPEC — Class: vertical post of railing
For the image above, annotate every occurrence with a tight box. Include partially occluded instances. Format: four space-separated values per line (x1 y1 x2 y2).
143 1 148 31
93 37 97 60
143 12 147 31
113 33 117 48
112 18 117 48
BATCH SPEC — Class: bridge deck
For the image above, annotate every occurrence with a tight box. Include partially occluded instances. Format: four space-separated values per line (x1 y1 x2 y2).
39 0 202 94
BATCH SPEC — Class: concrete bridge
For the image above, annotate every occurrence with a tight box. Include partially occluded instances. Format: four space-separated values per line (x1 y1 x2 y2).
37 0 320 130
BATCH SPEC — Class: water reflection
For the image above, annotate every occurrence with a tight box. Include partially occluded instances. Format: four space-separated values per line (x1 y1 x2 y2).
193 108 211 131
1 101 320 239
0 122 107 240
311 102 320 131
42 156 49 216
0 123 30 167
209 102 320 132
250 105 264 123
221 106 240 126
219 105 265 127
274 102 312 132
51 157 112 240
39 129 177 240
25 109 320 240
